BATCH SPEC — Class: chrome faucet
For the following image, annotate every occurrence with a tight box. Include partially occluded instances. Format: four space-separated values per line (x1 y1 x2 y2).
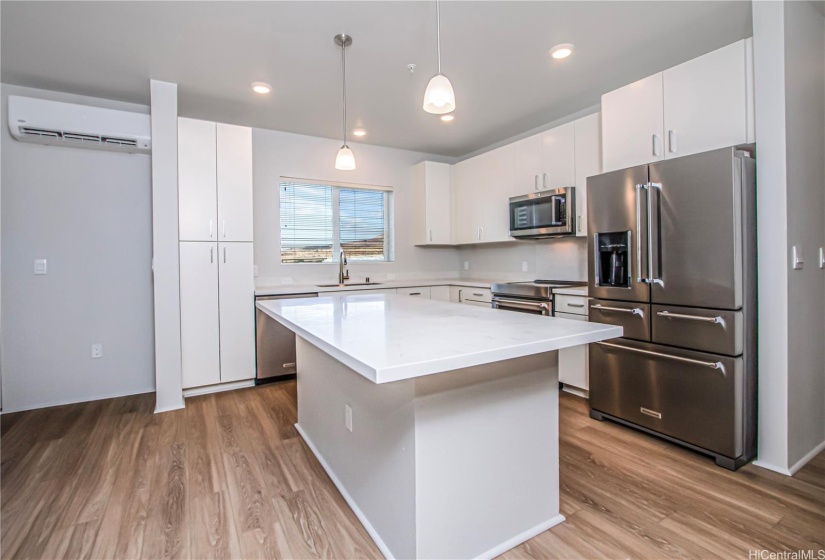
338 248 349 285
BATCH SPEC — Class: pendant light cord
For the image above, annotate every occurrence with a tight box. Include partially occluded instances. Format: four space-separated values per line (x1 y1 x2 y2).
341 41 347 147
436 0 442 74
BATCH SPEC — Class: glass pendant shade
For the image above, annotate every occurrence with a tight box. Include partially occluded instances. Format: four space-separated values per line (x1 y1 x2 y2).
335 145 356 170
423 73 456 114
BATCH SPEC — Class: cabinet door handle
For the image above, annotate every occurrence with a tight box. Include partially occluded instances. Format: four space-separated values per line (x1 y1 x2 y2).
209 219 214 238
222 220 227 238
652 134 662 157
577 216 582 233
480 226 484 240
591 304 643 316
476 227 481 240
223 247 227 263
668 130 677 154
656 310 723 325
210 247 214 263
409 292 421 296
566 303 585 308
473 292 485 297
429 229 433 242
534 175 539 191
542 173 548 190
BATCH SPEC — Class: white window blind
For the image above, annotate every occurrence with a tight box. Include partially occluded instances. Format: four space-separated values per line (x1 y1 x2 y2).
279 179 391 264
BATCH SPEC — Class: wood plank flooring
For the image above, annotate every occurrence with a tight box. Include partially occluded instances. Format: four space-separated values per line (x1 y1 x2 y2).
2 382 823 559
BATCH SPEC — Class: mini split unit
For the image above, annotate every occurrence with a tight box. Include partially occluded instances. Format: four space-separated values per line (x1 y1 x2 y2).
8 95 151 154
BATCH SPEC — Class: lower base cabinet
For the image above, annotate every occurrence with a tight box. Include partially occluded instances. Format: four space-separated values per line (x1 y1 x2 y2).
180 241 255 389
555 304 590 392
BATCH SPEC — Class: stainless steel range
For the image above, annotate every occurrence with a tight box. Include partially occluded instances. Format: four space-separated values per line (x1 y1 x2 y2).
491 280 587 316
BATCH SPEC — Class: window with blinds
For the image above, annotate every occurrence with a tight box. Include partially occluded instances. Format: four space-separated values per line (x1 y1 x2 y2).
279 179 392 264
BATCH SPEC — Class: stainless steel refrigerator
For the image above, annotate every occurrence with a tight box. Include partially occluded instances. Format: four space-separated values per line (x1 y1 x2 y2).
586 145 756 470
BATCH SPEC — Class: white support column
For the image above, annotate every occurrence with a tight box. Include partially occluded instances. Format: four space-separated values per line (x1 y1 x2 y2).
150 80 184 413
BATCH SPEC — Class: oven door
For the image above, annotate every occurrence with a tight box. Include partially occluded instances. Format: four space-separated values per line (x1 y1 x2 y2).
509 188 574 238
492 297 552 316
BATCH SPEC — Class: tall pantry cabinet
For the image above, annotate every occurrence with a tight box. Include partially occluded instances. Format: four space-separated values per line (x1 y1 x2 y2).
178 117 255 389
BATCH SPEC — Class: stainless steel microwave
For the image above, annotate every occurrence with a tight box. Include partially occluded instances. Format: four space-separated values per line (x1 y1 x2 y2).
509 187 575 239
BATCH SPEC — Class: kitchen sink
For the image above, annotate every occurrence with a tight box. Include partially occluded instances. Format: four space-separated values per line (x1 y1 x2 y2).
316 282 383 288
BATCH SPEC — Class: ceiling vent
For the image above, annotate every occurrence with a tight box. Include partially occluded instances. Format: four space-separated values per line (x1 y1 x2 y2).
8 96 151 154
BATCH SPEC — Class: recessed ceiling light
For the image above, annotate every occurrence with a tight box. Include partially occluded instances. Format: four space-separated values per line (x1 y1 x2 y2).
251 82 272 94
550 43 574 59
440 114 455 122
353 128 367 137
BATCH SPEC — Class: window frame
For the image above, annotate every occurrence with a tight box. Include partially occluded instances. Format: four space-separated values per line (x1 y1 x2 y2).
279 176 394 265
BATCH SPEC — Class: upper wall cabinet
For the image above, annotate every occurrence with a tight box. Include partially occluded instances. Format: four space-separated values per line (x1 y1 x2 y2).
602 39 753 172
573 112 601 238
511 122 576 194
411 161 452 245
178 118 253 242
662 40 750 160
452 145 514 244
601 73 665 172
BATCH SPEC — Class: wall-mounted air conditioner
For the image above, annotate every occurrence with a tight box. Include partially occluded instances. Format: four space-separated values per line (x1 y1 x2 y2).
8 95 151 154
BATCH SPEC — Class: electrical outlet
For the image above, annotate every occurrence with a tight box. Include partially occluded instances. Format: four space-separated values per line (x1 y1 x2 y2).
34 259 47 275
463 261 469 271
91 343 103 359
522 261 529 272
345 404 353 432
792 246 804 270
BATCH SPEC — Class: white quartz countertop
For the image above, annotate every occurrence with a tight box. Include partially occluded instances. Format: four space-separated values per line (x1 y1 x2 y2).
257 293 622 384
255 278 494 297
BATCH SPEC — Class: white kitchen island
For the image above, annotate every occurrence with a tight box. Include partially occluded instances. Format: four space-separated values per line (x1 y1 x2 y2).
256 293 622 560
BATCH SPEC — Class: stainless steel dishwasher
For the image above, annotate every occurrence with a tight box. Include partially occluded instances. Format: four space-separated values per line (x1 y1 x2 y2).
255 293 318 384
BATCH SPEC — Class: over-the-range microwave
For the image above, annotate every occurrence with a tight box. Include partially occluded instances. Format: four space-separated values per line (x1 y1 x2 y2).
509 187 575 239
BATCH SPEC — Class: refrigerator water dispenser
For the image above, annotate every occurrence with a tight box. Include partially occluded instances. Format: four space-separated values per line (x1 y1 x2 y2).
596 232 630 288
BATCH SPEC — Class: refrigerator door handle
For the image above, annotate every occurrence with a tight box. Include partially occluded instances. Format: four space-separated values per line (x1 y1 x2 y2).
635 184 649 283
648 182 663 286
656 310 725 325
595 341 725 372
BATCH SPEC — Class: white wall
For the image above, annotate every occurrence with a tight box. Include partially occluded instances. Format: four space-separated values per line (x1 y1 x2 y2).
252 128 460 286
0 83 155 412
458 238 588 282
752 0 825 474
783 0 825 469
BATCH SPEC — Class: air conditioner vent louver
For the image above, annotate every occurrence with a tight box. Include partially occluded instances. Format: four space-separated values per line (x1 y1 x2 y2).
20 127 62 139
102 136 137 147
64 132 101 143
8 96 151 154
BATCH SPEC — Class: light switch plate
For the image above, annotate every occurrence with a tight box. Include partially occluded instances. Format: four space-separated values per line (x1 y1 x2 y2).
792 246 804 270
463 261 469 271
34 259 47 275
522 261 529 272
91 343 103 359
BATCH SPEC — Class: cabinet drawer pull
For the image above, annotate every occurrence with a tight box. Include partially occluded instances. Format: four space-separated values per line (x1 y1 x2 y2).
222 220 227 238
595 341 724 372
473 292 485 297
209 219 214 238
591 304 642 316
656 310 724 325
210 247 214 263
565 303 585 308
223 247 227 263
409 292 421 296
283 362 296 368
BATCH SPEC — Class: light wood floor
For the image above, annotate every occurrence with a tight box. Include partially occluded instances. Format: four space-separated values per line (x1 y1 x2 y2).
2 381 823 559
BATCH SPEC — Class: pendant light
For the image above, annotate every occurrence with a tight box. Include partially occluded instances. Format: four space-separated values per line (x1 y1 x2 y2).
334 34 356 171
422 0 455 114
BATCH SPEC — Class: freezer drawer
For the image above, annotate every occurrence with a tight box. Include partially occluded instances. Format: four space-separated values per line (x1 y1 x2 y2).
652 305 743 356
589 339 744 458
588 298 650 342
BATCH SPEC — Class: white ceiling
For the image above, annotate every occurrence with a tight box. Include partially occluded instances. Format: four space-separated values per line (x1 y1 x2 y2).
1 1 752 157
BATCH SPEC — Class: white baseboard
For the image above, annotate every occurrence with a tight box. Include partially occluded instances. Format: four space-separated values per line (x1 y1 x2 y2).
182 379 255 398
476 514 566 560
153 402 185 414
561 385 589 399
295 423 396 560
753 439 825 477
1 387 155 414
789 439 825 475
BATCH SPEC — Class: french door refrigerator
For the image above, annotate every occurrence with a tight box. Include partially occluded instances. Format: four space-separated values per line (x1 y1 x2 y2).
586 145 756 470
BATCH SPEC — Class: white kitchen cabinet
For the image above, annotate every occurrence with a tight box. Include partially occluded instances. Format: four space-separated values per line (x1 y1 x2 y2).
511 134 543 193
573 113 601 238
178 118 217 241
459 287 492 306
478 144 514 243
397 286 431 298
540 122 576 190
554 292 589 392
430 285 451 302
179 242 221 388
217 242 255 383
602 39 753 172
178 118 254 242
411 161 452 245
601 73 665 173
662 40 748 160
451 158 480 245
216 124 254 242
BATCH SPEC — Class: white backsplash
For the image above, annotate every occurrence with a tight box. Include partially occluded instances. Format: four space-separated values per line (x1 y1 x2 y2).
459 237 588 282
